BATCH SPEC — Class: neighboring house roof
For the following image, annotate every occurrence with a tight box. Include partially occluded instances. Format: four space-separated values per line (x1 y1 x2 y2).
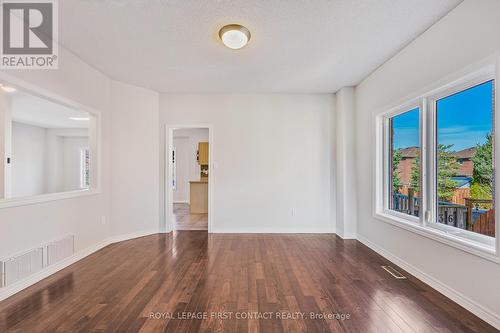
396 146 477 180
398 146 419 158
398 146 477 159
454 147 476 159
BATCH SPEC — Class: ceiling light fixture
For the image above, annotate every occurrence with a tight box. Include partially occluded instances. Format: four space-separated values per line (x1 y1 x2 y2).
0 85 16 93
69 117 90 121
219 24 251 50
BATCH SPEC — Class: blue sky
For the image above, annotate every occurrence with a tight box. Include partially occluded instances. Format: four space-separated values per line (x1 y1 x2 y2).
392 80 493 151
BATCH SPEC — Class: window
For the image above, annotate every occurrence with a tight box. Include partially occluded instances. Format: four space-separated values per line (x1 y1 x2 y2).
388 108 420 218
377 67 497 256
434 80 495 239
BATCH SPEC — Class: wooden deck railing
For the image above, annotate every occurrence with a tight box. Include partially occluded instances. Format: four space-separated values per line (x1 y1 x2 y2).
392 193 495 237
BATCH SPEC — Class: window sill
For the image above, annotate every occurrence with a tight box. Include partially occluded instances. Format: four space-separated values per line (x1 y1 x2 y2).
374 211 499 265
0 189 101 209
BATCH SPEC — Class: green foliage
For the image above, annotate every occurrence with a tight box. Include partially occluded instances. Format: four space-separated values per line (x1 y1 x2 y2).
392 149 402 193
410 152 420 194
409 145 460 201
470 183 492 200
472 133 493 198
437 144 460 202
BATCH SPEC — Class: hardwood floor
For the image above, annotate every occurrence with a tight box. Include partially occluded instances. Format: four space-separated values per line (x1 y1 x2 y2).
174 203 208 230
0 232 496 333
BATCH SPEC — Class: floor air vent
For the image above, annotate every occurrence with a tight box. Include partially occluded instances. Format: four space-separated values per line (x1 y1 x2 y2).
381 265 407 279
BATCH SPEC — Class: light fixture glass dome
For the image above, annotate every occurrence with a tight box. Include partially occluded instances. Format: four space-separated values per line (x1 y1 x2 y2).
219 24 251 49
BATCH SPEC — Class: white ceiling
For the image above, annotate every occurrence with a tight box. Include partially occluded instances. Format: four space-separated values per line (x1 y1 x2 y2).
11 91 90 129
60 0 461 93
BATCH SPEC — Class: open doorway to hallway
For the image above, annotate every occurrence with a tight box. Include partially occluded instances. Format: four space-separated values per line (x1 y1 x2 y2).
170 127 210 231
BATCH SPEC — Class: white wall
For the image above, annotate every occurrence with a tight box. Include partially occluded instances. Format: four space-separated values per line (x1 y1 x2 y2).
44 128 89 194
334 88 357 239
61 136 88 191
0 46 162 299
10 124 89 198
0 47 113 261
11 122 46 197
173 128 209 203
110 80 160 236
355 0 500 326
161 94 334 233
0 91 12 199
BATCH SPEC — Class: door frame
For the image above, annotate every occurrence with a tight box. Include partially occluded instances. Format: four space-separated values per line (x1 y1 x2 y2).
165 124 213 233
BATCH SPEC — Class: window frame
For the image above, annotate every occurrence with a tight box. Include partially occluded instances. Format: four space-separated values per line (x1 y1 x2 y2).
375 64 499 263
0 74 102 209
426 73 496 249
381 102 423 225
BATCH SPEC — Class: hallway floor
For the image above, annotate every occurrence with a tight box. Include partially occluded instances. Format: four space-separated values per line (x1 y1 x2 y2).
173 203 208 230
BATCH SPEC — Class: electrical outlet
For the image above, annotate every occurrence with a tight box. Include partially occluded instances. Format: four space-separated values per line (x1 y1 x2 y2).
101 216 107 225
291 208 296 217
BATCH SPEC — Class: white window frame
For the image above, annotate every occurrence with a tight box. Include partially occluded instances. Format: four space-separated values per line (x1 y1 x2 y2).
380 101 423 226
0 73 101 209
426 72 496 248
375 64 499 263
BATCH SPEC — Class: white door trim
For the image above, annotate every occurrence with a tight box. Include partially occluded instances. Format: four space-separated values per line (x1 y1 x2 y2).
164 124 213 233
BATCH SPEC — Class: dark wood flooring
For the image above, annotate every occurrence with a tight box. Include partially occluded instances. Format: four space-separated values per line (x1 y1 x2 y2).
0 232 497 332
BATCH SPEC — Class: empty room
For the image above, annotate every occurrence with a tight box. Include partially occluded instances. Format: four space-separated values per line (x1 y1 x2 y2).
0 0 500 332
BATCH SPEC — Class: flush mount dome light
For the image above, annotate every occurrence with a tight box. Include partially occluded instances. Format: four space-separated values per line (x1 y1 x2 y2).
219 24 251 49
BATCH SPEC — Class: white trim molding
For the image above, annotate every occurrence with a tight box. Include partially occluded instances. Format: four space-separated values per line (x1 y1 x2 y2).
336 231 357 240
164 124 214 233
0 189 100 209
357 234 500 330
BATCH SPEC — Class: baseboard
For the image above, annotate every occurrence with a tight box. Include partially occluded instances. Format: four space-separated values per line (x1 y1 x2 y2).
0 229 160 302
336 231 357 239
107 229 160 244
357 235 500 330
210 228 335 234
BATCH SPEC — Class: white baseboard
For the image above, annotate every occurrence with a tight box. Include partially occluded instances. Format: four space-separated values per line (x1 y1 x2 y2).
107 229 159 244
0 229 160 302
210 228 335 234
357 234 500 330
336 231 357 239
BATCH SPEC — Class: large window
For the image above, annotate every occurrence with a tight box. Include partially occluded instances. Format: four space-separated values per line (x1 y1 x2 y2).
435 81 495 239
377 68 497 255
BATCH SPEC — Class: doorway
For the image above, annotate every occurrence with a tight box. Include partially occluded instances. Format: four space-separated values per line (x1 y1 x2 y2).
166 125 212 232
